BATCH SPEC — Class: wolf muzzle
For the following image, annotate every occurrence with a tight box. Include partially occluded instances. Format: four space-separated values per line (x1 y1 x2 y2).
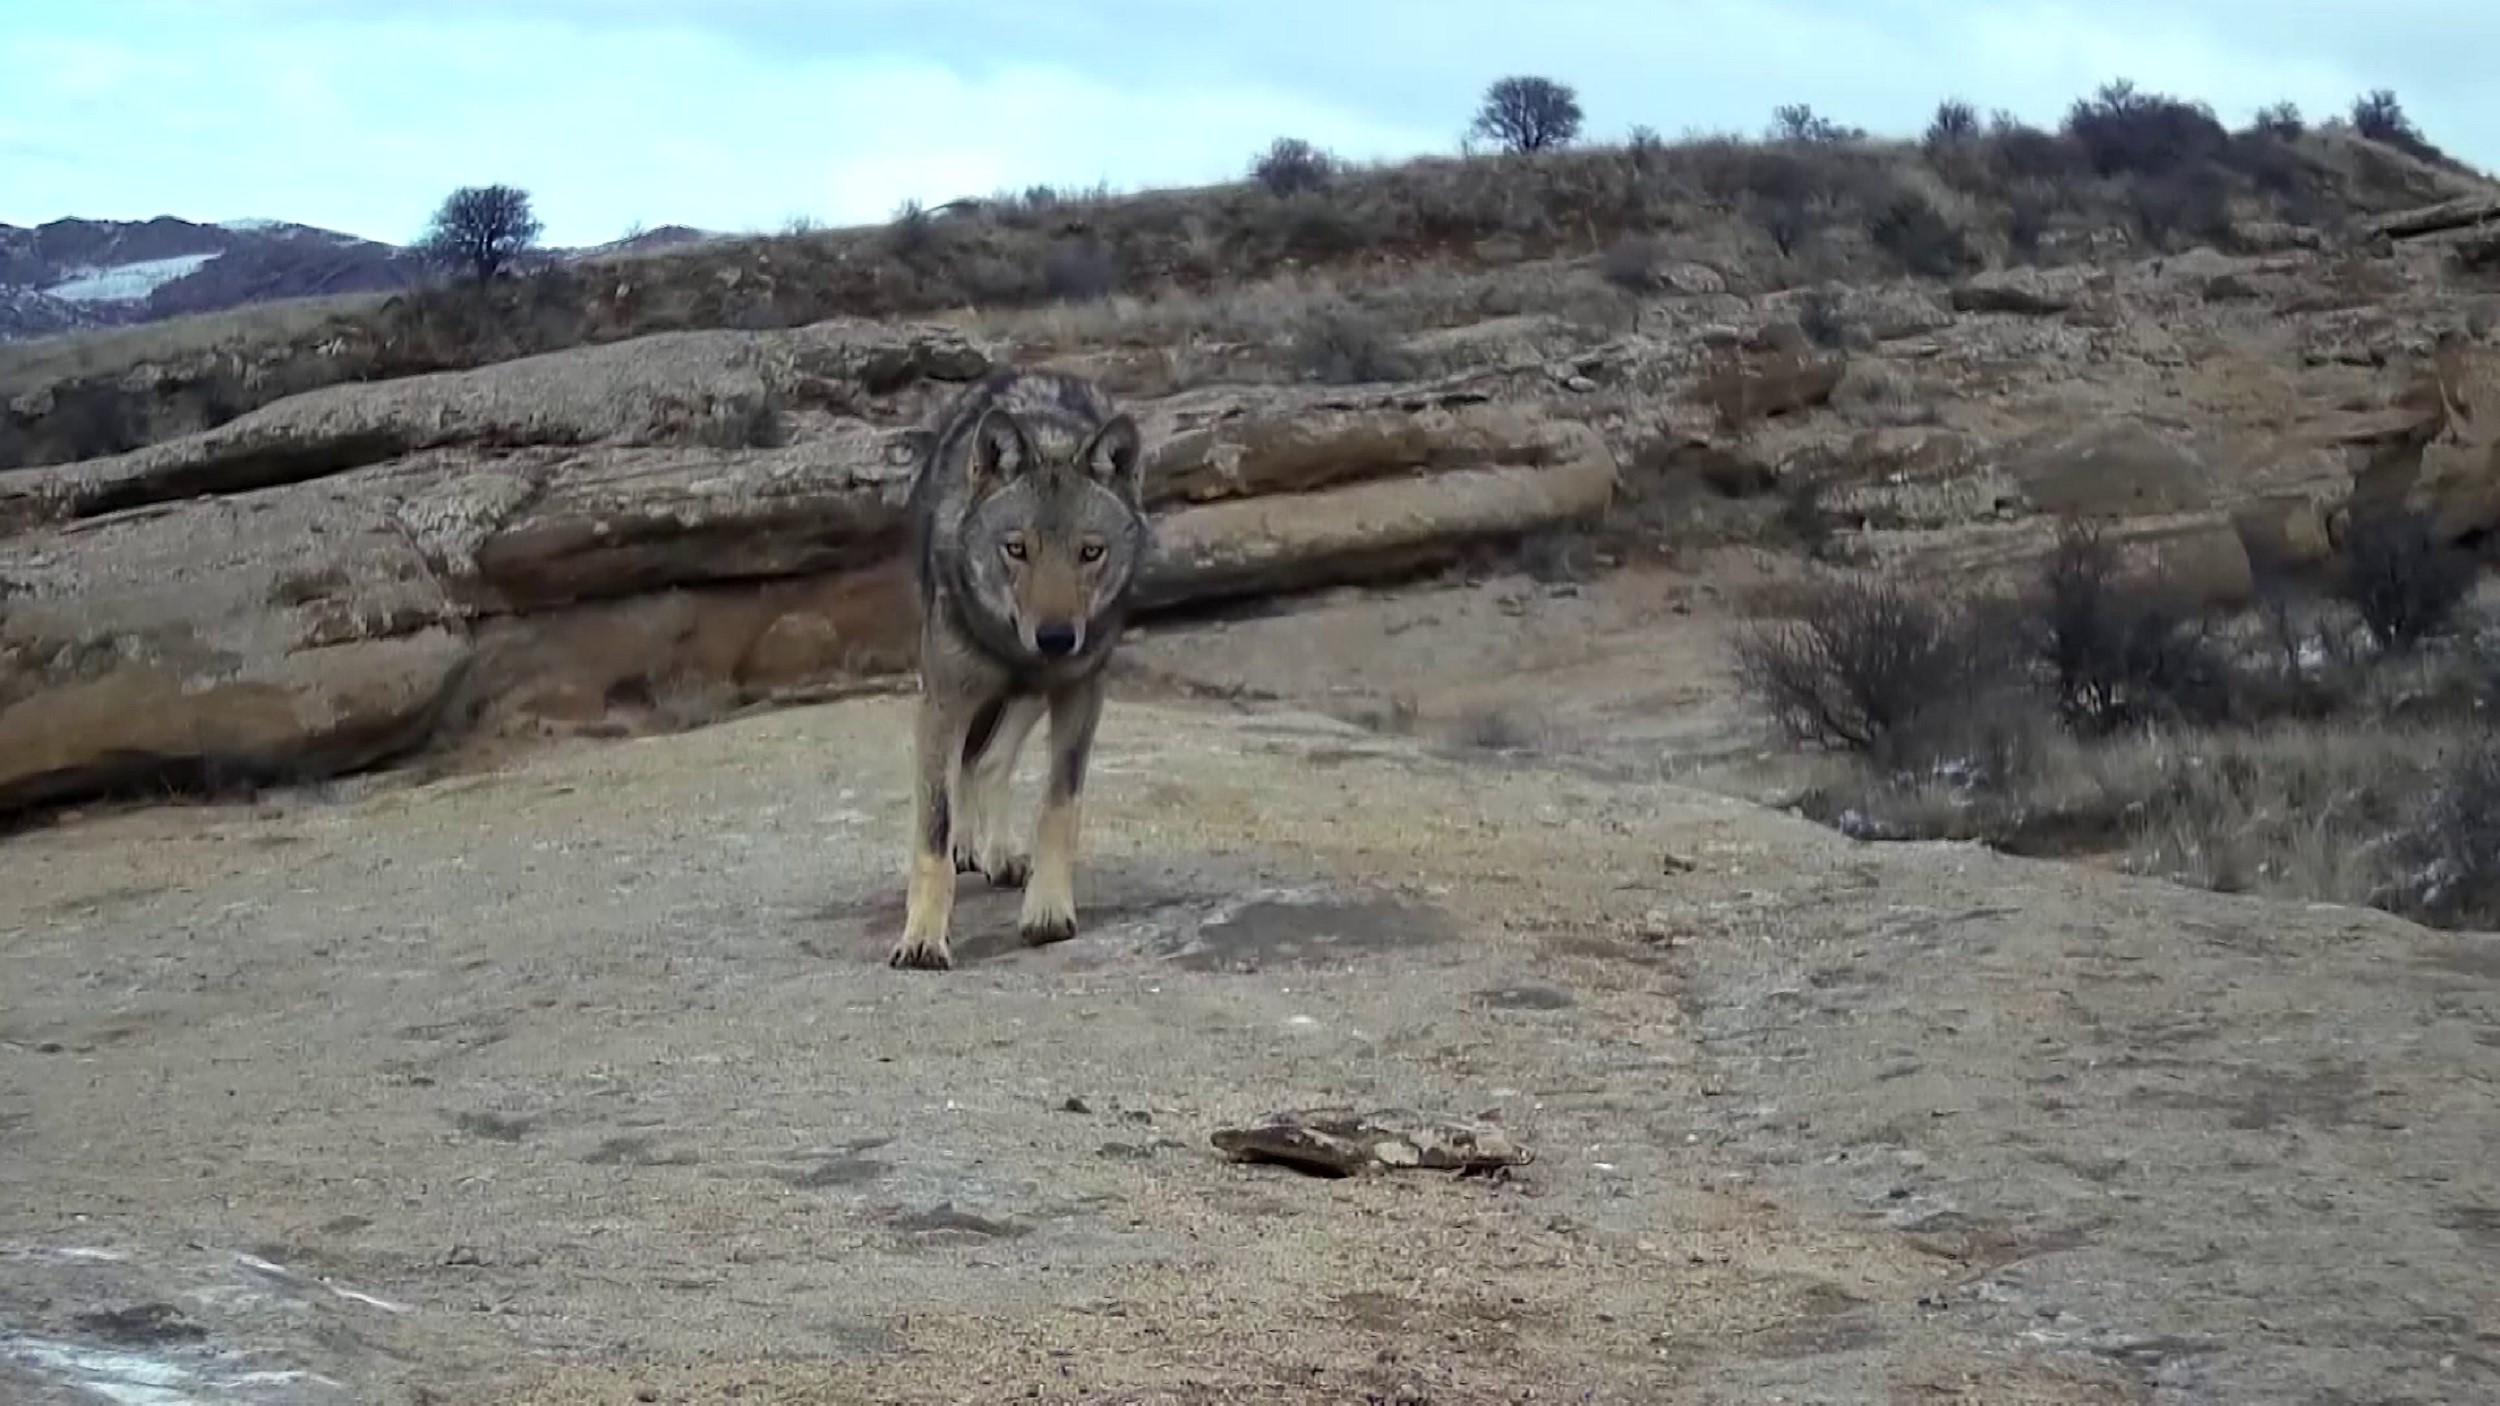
1032 621 1083 658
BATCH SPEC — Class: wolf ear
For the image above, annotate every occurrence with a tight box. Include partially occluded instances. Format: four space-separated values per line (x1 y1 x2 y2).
968 408 1037 488
1077 414 1143 502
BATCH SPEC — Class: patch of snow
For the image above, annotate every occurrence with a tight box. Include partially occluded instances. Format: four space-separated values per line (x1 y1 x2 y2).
217 217 286 232
4 1337 198 1405
4 1333 338 1405
43 253 219 303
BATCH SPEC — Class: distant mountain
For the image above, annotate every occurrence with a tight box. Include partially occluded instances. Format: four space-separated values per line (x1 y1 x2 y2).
0 216 426 342
0 216 729 344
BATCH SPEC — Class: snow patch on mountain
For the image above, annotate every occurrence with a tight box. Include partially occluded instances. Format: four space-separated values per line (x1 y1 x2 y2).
44 253 221 303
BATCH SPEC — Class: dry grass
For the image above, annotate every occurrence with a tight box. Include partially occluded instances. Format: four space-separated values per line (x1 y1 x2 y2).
1814 714 2492 923
1752 526 2500 928
0 292 384 400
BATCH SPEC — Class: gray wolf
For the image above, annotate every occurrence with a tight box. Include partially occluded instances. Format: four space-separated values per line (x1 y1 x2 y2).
888 367 1152 970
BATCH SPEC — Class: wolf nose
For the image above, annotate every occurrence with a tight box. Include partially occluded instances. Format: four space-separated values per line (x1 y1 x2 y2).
1034 622 1081 657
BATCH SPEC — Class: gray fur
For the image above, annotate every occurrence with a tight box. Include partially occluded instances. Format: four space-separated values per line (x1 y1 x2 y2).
889 368 1153 970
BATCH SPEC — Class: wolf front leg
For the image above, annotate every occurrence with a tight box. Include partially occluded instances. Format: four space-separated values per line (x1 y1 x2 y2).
953 692 1044 888
1020 672 1105 946
892 687 973 970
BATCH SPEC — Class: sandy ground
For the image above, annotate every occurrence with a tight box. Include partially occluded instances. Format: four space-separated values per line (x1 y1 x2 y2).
4 570 2498 1404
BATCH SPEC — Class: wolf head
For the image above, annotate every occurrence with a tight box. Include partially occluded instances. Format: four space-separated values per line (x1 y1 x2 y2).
953 406 1148 660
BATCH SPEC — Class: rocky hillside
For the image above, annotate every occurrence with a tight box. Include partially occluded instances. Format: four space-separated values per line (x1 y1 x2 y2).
6 110 2488 471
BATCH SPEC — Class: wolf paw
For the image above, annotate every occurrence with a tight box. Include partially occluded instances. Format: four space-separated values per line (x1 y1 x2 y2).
1018 903 1077 948
888 933 954 970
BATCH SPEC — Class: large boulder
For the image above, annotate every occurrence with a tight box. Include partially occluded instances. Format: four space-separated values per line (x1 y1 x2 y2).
0 468 476 811
1871 511 2256 611
2002 420 2220 518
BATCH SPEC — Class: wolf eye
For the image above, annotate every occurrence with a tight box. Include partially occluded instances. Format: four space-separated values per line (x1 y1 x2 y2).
1078 542 1106 563
1002 538 1027 562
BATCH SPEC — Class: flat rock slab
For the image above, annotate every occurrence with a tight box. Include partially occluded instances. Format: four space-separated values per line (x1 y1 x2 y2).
3 679 2492 1403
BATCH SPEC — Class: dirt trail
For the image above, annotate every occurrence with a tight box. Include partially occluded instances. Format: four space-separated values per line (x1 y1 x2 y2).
3 626 2496 1401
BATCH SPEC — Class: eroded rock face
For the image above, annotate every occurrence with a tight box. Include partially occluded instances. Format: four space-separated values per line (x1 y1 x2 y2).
0 343 1621 818
0 631 470 814
0 320 994 534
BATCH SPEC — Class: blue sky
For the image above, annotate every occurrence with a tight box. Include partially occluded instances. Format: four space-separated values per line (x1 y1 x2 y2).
3 1 2493 248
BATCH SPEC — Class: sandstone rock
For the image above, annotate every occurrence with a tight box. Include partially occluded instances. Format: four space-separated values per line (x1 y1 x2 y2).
1135 425 1618 610
2233 221 2325 254
1951 266 2095 315
0 320 994 535
0 379 1620 816
0 631 469 814
1816 284 1955 342
470 426 915 611
1878 511 2254 610
2202 274 2262 303
2408 435 2500 541
0 472 476 810
1397 315 1579 379
1141 393 1586 510
2004 420 2218 517
1690 349 1845 427
2155 247 2248 283
1658 262 1728 296
2231 495 2337 572
2348 342 2500 541
739 612 851 690
1842 427 1982 483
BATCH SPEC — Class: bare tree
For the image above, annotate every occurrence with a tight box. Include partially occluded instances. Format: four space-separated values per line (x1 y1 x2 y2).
1469 76 1584 154
418 184 544 283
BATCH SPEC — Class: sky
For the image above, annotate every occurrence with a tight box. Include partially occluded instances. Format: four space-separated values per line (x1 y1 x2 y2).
3 1 2495 249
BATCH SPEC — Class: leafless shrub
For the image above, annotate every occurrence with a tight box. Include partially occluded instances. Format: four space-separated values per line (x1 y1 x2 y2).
1771 104 1864 145
2341 508 2479 651
2025 523 2236 733
1253 138 1338 196
1451 705 1543 752
1924 100 1981 152
2248 101 2305 141
1041 240 1121 302
2128 166 2236 251
1597 235 1663 292
1795 288 1848 349
2350 89 2462 169
2391 733 2500 926
1866 189 1973 277
2063 80 2229 178
1733 575 1985 756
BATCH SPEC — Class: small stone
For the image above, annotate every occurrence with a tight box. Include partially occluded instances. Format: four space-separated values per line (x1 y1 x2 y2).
1059 1096 1092 1115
